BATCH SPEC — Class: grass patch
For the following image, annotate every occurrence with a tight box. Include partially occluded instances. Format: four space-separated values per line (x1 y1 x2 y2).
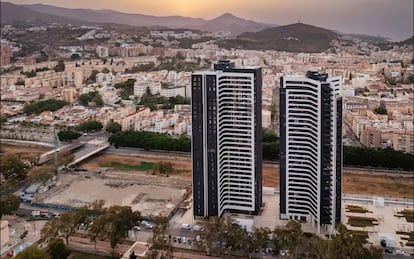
100 161 154 171
347 216 378 227
69 252 111 259
394 209 414 223
346 205 370 213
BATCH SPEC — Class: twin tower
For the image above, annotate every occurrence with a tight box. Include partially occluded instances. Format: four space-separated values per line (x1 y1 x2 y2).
191 61 342 233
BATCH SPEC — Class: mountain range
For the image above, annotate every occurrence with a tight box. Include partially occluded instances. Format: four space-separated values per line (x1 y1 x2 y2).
0 2 273 36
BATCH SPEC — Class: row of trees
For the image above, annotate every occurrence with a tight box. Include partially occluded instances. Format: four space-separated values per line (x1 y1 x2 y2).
23 99 68 115
147 217 381 259
109 131 191 152
107 129 414 170
41 202 141 256
344 145 414 171
57 120 120 141
76 120 103 133
57 130 81 141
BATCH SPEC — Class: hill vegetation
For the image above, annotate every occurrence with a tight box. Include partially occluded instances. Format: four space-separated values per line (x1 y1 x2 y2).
219 23 338 52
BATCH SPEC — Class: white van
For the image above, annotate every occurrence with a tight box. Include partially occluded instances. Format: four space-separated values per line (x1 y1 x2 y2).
180 223 191 230
193 225 204 232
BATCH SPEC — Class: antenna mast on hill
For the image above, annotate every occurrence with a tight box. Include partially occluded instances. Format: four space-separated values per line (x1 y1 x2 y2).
298 15 302 24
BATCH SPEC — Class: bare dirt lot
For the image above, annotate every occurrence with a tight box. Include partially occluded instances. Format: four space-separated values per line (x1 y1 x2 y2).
0 142 51 160
2 143 413 199
40 173 186 216
78 152 414 199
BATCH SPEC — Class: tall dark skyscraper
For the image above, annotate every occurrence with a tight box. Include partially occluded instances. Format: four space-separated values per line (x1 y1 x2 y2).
279 71 342 234
192 61 262 217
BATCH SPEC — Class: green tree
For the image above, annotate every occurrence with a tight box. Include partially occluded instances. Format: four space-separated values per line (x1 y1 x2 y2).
54 60 65 72
41 211 78 245
271 221 304 258
108 131 191 152
99 205 141 256
105 121 122 134
88 213 106 249
23 99 68 115
263 129 279 142
77 120 103 132
114 79 136 100
1 154 26 180
153 161 173 176
200 216 226 256
57 130 81 141
78 93 91 106
0 194 20 217
31 166 54 185
15 247 50 259
328 223 382 259
147 216 173 259
253 227 271 253
284 220 305 258
48 238 71 259
78 92 104 107
88 69 100 83
373 106 387 115
92 93 104 106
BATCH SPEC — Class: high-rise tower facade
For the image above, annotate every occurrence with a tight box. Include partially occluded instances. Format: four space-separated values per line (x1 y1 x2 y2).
192 61 262 217
279 71 342 234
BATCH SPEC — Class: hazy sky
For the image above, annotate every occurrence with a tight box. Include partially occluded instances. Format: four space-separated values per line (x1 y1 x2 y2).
6 0 414 40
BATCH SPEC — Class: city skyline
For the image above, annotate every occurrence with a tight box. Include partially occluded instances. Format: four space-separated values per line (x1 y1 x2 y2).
4 0 413 40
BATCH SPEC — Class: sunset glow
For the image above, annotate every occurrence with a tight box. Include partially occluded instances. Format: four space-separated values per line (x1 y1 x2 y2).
4 0 414 39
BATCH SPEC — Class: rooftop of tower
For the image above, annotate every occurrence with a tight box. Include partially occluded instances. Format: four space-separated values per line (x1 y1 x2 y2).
306 71 329 81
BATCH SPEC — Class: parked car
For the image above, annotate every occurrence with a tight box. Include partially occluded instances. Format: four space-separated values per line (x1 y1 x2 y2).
193 225 204 232
384 247 393 253
395 249 404 255
133 225 141 231
31 210 41 217
40 212 50 218
141 221 153 229
180 223 191 230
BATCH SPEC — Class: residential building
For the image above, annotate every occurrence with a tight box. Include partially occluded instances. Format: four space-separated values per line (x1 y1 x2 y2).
0 44 12 67
62 88 74 104
279 71 342 234
119 44 153 57
192 61 262 217
96 46 109 58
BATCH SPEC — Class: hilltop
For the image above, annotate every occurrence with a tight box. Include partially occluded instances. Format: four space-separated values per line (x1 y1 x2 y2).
219 23 339 52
